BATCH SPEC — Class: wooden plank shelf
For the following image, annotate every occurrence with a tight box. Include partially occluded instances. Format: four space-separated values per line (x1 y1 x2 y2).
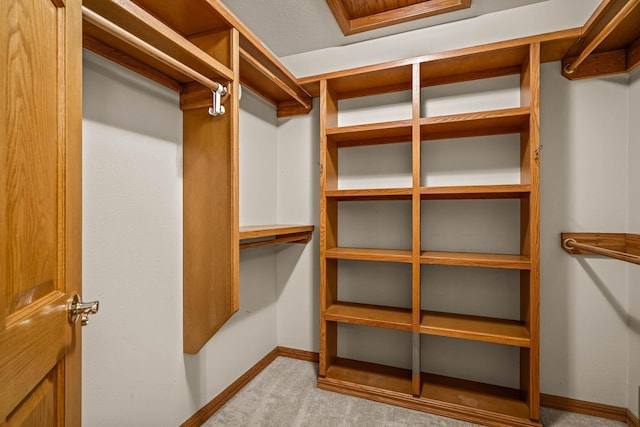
562 0 640 79
83 0 312 117
421 184 530 200
420 107 530 141
326 188 412 201
326 120 413 147
420 251 530 270
239 225 314 250
326 302 412 331
319 358 540 427
420 311 530 347
326 247 413 263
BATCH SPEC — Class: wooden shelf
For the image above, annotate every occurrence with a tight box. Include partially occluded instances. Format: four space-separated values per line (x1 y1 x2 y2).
239 225 314 250
318 37 542 424
326 247 413 263
300 28 581 97
83 0 312 117
326 302 412 331
321 358 413 396
562 0 640 79
326 188 412 201
420 311 530 347
420 107 530 140
420 251 530 270
319 358 539 426
419 372 536 425
326 120 413 147
421 184 530 200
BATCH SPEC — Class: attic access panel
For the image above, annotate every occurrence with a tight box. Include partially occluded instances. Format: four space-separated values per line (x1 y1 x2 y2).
326 0 471 35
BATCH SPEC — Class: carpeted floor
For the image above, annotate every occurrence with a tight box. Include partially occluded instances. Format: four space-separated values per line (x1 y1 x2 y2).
203 357 627 427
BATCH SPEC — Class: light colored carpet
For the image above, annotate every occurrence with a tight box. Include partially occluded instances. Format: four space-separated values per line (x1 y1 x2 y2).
203 357 626 427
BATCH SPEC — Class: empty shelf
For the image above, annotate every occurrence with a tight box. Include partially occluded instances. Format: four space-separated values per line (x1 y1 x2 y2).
326 247 413 263
420 311 530 347
326 302 412 331
420 251 530 270
239 224 314 249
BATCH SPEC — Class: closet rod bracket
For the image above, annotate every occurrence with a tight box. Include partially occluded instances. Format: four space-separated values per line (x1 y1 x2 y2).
208 84 228 116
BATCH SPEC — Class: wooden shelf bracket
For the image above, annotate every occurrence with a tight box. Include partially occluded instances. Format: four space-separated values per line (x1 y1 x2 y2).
561 232 640 265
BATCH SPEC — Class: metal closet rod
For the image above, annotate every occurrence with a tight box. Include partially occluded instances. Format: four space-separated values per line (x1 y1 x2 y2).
562 238 640 266
82 6 226 94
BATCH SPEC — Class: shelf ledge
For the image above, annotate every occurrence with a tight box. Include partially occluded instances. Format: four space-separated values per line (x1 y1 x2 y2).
239 225 314 250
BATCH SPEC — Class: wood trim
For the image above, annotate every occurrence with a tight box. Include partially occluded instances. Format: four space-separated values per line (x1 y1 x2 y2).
182 347 640 427
277 346 320 363
326 0 472 36
540 394 627 423
180 348 280 427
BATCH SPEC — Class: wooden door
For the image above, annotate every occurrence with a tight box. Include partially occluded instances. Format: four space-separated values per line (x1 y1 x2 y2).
0 0 83 425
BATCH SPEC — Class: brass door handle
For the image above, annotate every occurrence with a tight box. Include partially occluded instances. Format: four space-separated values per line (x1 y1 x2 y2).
68 294 99 326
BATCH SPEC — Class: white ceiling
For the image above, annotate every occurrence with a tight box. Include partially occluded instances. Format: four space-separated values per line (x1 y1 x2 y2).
220 0 550 58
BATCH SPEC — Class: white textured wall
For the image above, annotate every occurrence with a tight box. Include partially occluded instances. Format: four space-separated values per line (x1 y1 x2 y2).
629 69 640 418
82 50 279 426
281 0 600 77
275 99 320 351
539 64 629 407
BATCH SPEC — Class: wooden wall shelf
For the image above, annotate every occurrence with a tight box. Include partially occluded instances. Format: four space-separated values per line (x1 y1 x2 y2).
239 225 314 250
562 0 640 79
317 37 542 426
83 0 312 117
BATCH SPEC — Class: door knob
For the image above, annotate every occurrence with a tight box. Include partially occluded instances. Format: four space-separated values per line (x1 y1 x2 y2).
68 294 99 326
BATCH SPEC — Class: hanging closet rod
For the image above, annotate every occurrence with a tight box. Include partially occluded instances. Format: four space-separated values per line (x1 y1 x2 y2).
82 6 226 94
564 0 640 74
562 237 640 265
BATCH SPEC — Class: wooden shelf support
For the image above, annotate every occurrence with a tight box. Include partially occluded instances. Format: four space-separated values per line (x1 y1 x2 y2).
239 225 314 250
561 232 640 265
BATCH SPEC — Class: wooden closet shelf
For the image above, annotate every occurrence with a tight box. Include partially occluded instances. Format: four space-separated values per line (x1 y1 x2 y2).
420 251 531 270
326 247 413 263
239 225 314 250
420 107 530 140
326 302 412 331
562 0 640 79
420 311 530 347
326 120 413 147
320 358 538 426
326 188 412 201
421 184 531 200
83 0 312 117
300 28 580 97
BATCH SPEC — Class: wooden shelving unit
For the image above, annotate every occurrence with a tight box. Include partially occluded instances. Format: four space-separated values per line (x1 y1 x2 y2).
239 225 314 249
81 0 313 354
315 38 542 426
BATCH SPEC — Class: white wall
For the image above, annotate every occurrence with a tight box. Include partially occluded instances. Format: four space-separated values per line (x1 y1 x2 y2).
629 69 640 418
281 0 600 77
539 64 629 407
82 50 280 426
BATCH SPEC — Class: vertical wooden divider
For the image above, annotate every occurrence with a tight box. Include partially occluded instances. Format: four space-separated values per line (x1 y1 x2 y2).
181 28 240 354
411 63 422 397
520 42 541 421
319 79 339 376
